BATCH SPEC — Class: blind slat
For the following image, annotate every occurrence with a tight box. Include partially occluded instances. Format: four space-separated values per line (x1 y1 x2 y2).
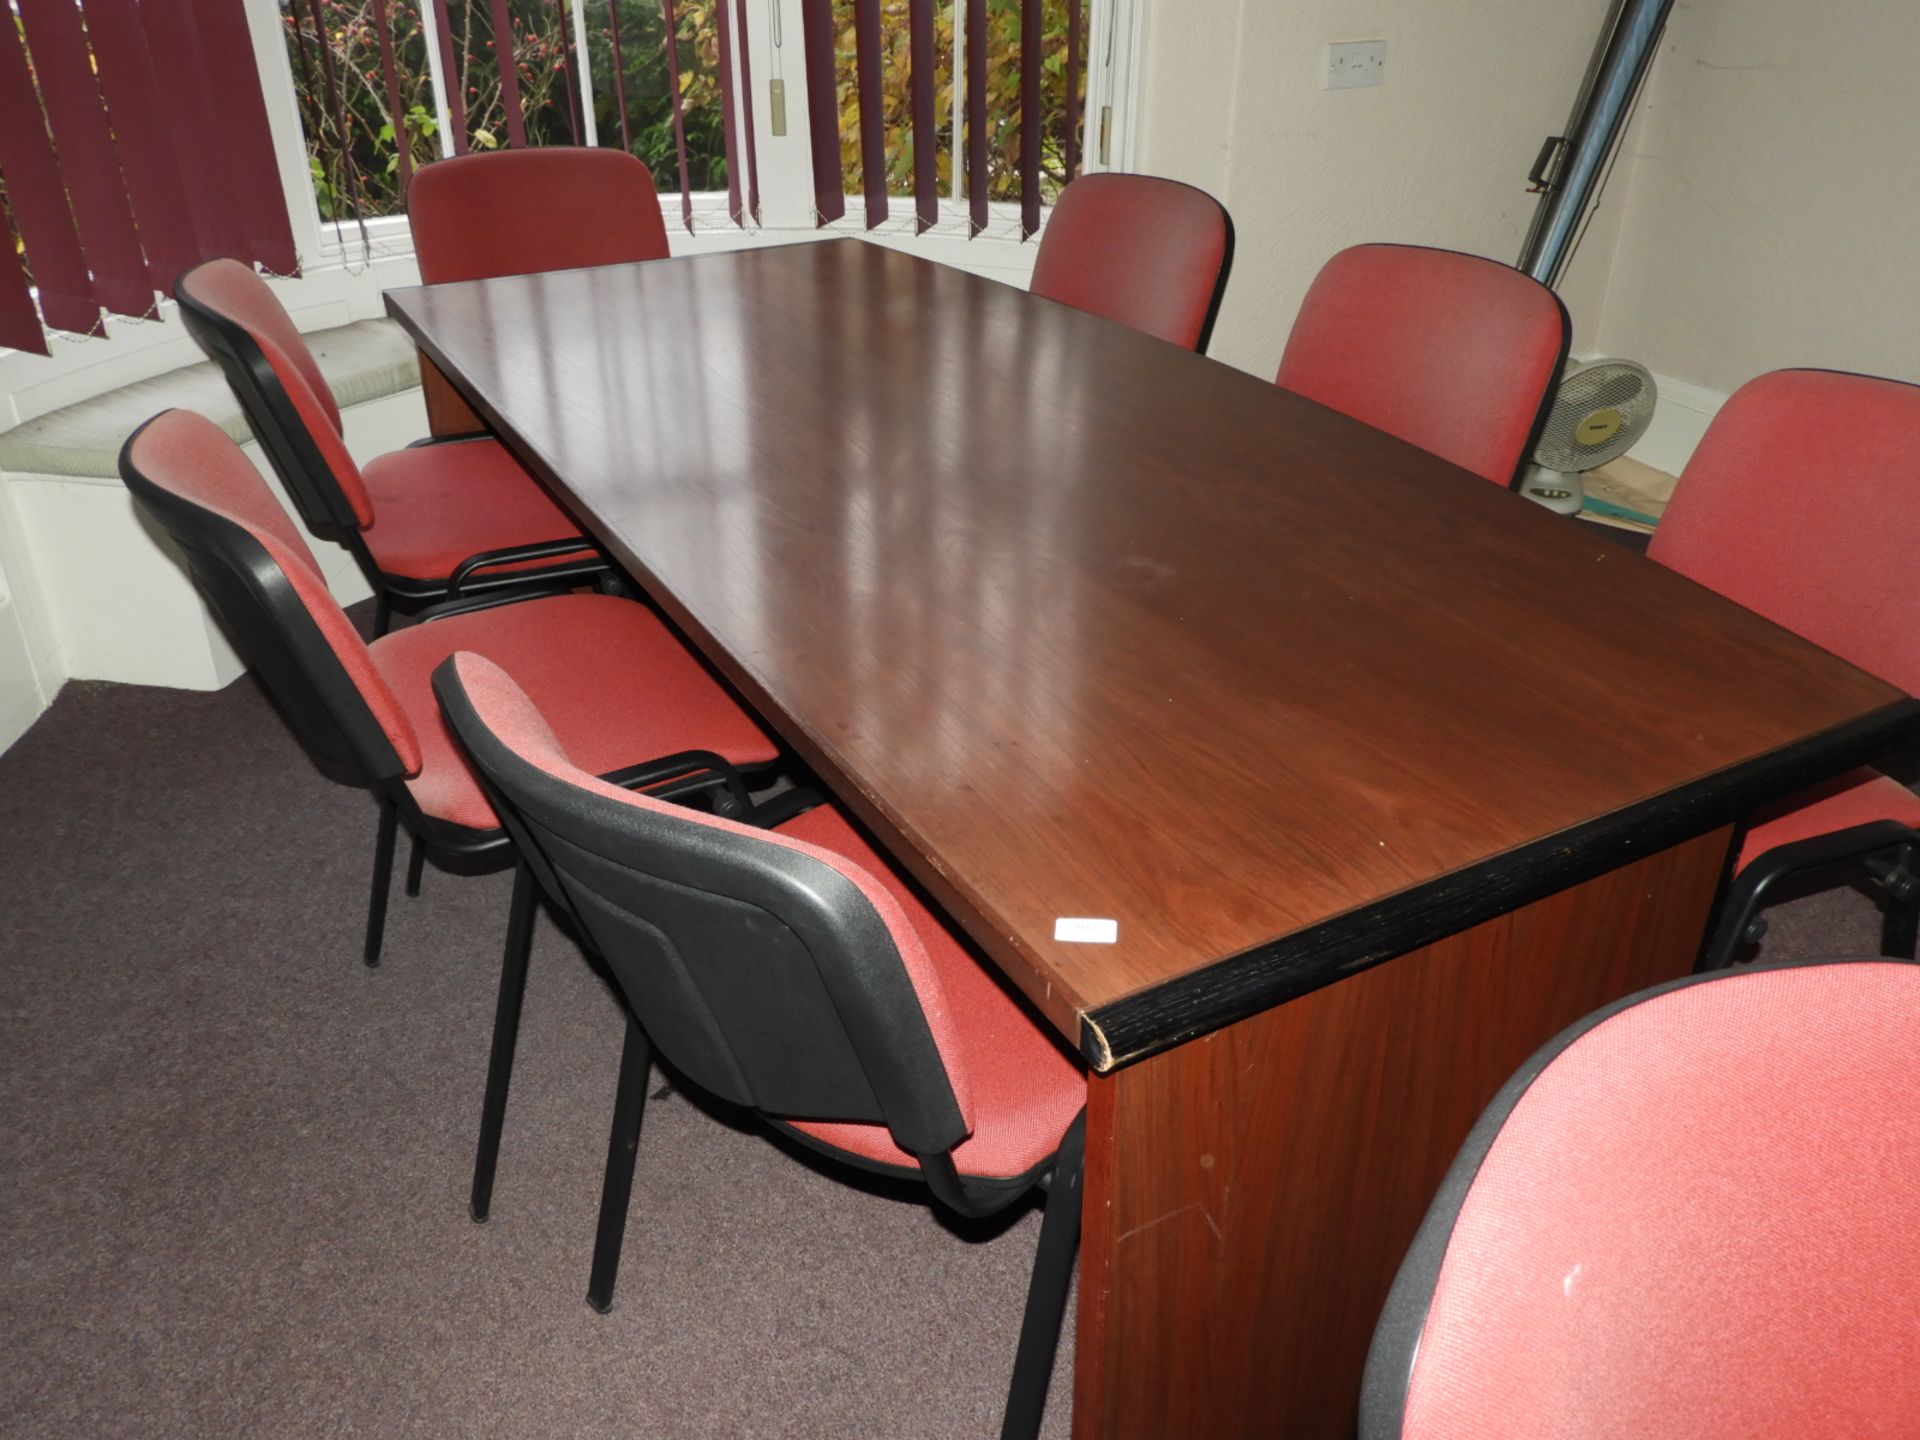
427 0 470 153
908 0 935 233
283 0 335 195
0 11 104 335
659 0 696 231
731 0 761 224
0 215 50 355
965 0 985 236
490 0 529 147
84 0 203 290
1019 0 1041 238
193 0 301 273
553 0 583 145
852 0 887 228
800 0 845 223
16 0 154 317
714 0 744 223
603 0 633 152
1066 0 1083 182
282 0 368 243
369 0 416 186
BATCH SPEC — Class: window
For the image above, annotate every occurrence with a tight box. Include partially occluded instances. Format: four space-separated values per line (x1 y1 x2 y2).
279 0 1139 242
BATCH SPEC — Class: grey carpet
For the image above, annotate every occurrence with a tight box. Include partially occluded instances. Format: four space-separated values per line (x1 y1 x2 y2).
0 665 1890 1438
0 668 1070 1439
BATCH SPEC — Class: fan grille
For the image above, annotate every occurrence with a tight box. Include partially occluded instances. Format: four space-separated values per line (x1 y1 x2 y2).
1535 361 1656 472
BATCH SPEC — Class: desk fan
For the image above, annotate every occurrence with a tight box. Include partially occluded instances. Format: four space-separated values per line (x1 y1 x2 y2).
1519 357 1657 513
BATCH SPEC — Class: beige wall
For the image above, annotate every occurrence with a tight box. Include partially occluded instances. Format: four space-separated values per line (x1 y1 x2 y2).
1135 0 1604 377
1584 0 1920 395
1137 0 1920 406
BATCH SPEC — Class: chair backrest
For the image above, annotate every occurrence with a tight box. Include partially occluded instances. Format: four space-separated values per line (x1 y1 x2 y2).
1274 243 1569 487
431 650 975 1161
1028 173 1233 352
1648 368 1920 697
406 148 672 286
174 259 375 536
119 409 419 784
1361 959 1920 1440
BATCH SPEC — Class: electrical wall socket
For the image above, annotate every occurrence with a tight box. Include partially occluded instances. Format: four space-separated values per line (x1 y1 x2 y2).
1324 39 1387 90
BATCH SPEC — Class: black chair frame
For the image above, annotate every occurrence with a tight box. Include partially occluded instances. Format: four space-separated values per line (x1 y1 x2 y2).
433 656 1085 1440
1700 819 1920 970
174 269 611 634
120 417 760 981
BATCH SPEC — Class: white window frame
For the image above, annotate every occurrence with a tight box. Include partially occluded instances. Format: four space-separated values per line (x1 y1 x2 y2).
254 0 1145 271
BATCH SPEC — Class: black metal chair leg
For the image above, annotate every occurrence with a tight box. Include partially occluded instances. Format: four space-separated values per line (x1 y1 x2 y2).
363 797 399 968
471 864 537 1222
1001 1108 1088 1440
405 833 426 898
587 1014 653 1314
1700 870 1767 972
1883 888 1920 959
1702 823 1920 971
372 592 392 637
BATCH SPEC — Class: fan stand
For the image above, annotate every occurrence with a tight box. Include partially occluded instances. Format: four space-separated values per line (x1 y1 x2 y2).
1520 466 1586 515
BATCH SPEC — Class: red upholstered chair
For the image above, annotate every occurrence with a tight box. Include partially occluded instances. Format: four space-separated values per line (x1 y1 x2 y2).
406 147 671 433
1648 370 1920 968
1362 959 1920 1439
1028 172 1233 352
407 147 670 285
432 651 1088 1440
176 259 607 635
1274 244 1570 487
119 410 780 989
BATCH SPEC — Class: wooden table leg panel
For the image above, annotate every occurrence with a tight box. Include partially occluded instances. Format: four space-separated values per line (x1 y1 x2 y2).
1072 828 1731 1439
419 351 486 436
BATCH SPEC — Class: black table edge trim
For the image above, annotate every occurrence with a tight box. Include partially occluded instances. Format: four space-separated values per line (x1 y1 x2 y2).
1080 699 1920 1072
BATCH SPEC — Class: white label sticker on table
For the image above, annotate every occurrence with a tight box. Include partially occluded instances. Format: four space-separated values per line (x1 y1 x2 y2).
1054 917 1119 944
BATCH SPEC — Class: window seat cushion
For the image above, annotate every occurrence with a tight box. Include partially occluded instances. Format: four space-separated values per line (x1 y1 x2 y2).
0 318 420 481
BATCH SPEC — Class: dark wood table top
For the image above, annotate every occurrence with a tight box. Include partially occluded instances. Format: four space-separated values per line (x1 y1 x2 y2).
388 239 1918 1069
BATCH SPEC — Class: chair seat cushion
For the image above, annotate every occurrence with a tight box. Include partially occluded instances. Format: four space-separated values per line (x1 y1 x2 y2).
1737 767 1920 869
359 437 588 583
778 806 1086 1182
372 593 779 831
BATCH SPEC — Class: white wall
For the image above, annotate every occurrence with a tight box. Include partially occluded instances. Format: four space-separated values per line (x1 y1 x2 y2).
1135 0 1606 377
1581 0 1920 397
1134 0 1920 465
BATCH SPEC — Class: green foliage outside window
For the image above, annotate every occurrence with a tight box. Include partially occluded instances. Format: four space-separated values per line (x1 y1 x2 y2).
284 0 1084 222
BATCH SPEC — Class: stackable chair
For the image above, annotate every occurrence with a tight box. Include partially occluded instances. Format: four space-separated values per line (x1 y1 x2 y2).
1362 958 1920 1438
433 651 1088 1440
1649 370 1920 968
406 147 671 434
1028 172 1234 353
118 410 781 981
1274 243 1570 487
175 258 608 635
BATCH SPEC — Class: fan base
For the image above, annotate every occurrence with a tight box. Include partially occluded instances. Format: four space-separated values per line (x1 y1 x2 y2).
1520 467 1586 516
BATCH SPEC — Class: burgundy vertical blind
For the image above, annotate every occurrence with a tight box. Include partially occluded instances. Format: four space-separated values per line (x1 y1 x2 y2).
801 0 1088 239
908 0 936 234
1018 0 1041 238
965 0 986 237
802 0 847 223
0 0 297 355
726 0 761 225
850 0 887 229
715 0 764 226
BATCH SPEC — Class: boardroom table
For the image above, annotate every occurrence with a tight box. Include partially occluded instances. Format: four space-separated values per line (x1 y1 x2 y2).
388 239 1918 1438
